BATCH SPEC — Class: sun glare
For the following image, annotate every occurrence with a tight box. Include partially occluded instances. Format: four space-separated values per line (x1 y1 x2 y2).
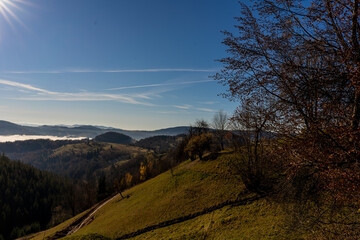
0 0 27 28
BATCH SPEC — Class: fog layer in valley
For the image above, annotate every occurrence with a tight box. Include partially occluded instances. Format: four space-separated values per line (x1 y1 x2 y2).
0 135 88 142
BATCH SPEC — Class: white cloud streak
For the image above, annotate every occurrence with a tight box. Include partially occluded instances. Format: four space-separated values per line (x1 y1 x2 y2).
174 104 192 110
196 108 217 112
0 79 56 94
3 68 217 74
108 80 214 91
0 79 153 105
199 101 217 105
173 104 216 113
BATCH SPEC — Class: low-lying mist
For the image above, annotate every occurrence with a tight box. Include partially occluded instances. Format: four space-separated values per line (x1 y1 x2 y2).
0 135 88 142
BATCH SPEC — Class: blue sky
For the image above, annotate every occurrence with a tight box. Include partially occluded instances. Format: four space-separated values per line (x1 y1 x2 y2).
0 0 241 130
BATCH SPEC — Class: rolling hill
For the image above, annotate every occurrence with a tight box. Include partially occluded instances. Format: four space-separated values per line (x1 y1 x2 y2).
0 139 148 180
26 152 303 240
94 132 133 144
27 142 148 180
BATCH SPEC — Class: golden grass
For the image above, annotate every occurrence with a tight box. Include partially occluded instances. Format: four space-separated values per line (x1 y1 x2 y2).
68 155 243 239
29 152 304 240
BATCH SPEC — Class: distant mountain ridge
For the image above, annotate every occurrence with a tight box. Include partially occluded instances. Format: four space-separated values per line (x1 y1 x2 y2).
0 120 189 140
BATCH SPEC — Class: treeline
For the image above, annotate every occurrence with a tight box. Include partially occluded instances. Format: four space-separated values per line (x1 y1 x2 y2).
0 155 92 239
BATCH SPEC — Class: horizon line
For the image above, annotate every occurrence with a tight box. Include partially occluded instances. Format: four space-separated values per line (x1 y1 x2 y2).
0 119 191 132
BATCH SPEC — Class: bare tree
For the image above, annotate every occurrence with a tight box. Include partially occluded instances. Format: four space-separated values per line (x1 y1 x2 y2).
189 119 210 136
230 98 279 194
212 110 228 150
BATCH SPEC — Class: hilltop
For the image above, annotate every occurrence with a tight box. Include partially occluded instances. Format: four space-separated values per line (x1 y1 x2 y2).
94 132 133 145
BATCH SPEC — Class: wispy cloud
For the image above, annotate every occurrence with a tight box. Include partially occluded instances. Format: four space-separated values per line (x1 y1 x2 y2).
196 108 217 112
3 68 218 74
157 111 183 114
174 104 192 110
107 80 214 91
173 103 216 113
0 79 56 94
0 79 154 105
199 101 217 105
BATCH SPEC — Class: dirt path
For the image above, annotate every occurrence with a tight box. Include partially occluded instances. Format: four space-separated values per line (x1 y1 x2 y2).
47 194 118 239
66 195 117 235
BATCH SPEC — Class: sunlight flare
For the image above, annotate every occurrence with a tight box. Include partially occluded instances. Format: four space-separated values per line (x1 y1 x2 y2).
0 0 27 28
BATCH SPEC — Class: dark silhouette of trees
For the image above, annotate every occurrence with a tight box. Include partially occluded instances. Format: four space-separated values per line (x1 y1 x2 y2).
189 120 210 136
97 175 108 201
0 155 91 239
114 178 126 199
229 100 279 194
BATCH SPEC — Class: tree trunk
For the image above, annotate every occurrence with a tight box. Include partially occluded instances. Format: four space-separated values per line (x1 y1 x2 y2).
352 90 360 131
352 0 360 131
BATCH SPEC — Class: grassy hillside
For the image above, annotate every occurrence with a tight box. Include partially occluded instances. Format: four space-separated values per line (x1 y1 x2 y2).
28 152 303 240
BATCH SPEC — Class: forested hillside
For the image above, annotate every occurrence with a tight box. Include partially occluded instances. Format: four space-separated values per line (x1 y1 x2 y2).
0 156 76 239
94 132 133 144
44 142 147 180
0 140 148 180
133 135 184 153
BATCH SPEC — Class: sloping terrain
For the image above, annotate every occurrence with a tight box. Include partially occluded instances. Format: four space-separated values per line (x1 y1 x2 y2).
0 156 76 239
27 152 303 240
